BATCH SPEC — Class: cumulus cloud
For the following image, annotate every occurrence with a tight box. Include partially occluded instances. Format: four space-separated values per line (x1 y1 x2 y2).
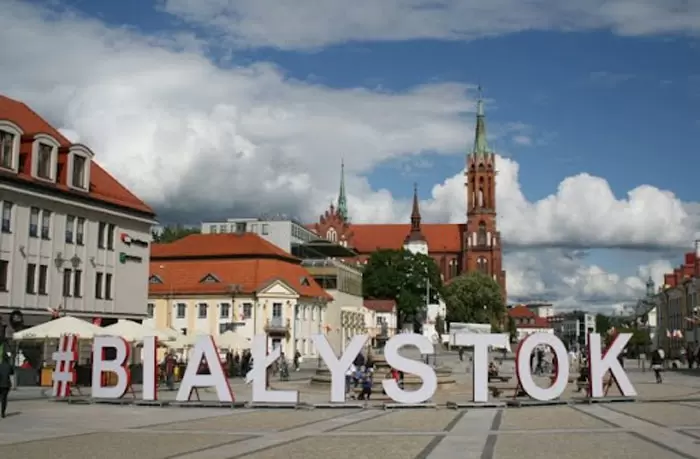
1 1 696 311
160 0 700 50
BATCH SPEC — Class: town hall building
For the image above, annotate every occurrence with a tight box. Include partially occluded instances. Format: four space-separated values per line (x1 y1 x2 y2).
310 93 507 298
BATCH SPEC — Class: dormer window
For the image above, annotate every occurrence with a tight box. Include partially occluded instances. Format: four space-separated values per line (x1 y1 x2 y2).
0 121 23 172
31 134 59 182
67 144 94 191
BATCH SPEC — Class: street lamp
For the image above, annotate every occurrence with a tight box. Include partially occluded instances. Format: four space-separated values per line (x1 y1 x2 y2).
314 296 325 369
54 253 81 316
226 284 241 333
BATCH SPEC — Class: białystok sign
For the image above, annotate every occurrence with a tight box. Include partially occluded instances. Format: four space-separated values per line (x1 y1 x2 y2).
54 332 637 403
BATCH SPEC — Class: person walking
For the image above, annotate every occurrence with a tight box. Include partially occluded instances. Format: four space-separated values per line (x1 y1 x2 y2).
0 353 14 418
651 348 664 384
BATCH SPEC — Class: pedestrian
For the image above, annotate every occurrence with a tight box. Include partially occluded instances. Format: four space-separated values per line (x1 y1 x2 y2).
358 369 372 401
0 353 13 418
651 348 664 384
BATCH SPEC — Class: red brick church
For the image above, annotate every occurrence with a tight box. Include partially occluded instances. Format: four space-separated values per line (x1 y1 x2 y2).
309 93 506 298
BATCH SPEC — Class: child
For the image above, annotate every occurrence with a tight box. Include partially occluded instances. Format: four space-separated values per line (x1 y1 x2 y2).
358 369 373 401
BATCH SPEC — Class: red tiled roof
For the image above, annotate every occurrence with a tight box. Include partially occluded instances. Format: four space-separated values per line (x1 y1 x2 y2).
151 233 296 261
0 95 154 216
364 299 396 313
508 306 551 328
150 258 331 300
348 223 463 253
508 306 534 319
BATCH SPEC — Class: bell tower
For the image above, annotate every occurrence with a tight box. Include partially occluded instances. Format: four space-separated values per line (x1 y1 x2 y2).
464 88 506 298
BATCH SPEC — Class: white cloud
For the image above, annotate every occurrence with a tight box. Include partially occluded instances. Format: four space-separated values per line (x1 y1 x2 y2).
160 0 700 50
1 1 696 311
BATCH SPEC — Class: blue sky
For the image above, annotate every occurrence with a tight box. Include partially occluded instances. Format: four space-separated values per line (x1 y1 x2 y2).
5 0 700 308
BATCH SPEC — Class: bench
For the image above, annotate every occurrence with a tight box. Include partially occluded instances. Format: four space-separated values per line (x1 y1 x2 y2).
489 375 512 382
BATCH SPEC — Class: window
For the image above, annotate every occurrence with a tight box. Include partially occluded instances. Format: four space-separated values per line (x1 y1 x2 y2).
65 215 75 243
272 302 282 317
38 264 48 295
95 272 103 298
98 222 106 248
219 323 232 334
107 224 115 250
105 273 113 299
477 221 487 246
76 218 85 245
235 222 246 233
198 303 208 319
37 143 53 179
73 269 82 297
219 224 227 233
147 303 155 318
176 303 186 319
220 303 231 319
1 201 11 233
477 257 488 274
40 210 51 239
0 260 7 291
26 263 36 294
262 224 269 235
29 207 39 237
149 275 163 284
210 225 218 234
72 155 87 189
62 268 72 297
0 131 15 169
200 274 219 283
326 227 337 242
242 303 252 319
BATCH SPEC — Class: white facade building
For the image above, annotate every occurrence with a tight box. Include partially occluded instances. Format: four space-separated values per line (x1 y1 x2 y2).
0 95 156 337
201 217 317 253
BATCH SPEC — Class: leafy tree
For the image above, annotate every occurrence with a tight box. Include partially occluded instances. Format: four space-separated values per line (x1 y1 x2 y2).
595 313 612 335
362 249 443 330
443 272 504 326
507 315 518 343
152 225 200 243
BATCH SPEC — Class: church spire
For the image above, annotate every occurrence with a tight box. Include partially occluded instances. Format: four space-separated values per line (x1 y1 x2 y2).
472 86 490 158
405 183 426 243
337 159 348 221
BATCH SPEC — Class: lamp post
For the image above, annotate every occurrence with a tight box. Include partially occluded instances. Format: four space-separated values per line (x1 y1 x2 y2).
227 284 241 334
315 296 324 369
54 253 81 317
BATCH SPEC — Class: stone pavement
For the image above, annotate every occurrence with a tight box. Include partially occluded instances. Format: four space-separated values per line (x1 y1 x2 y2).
1 398 700 458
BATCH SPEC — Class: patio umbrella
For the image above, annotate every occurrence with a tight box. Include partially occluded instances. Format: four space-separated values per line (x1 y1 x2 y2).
13 316 103 341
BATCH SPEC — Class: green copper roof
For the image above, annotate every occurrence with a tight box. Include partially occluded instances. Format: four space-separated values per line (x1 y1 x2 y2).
337 159 348 221
472 87 490 158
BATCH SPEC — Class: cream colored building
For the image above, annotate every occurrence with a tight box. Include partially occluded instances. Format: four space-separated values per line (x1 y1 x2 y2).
146 233 332 358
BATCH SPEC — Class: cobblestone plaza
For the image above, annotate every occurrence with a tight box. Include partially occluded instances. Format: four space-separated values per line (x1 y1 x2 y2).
1 367 700 459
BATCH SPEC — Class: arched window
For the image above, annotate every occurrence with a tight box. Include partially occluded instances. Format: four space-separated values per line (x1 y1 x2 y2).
477 221 487 246
326 227 337 242
477 257 488 274
478 188 484 207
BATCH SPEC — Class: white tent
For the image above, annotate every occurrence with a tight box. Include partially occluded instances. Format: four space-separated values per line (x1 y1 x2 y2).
215 331 250 350
13 316 103 341
165 331 208 349
99 320 174 343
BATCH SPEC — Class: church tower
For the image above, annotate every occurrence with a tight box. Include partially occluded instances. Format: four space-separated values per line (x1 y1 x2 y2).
464 88 506 297
404 184 428 255
337 159 349 221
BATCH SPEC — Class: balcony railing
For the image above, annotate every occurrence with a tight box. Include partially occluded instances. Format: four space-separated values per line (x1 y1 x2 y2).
264 317 290 334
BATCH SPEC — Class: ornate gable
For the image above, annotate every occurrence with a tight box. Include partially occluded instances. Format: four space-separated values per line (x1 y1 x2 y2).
314 203 354 247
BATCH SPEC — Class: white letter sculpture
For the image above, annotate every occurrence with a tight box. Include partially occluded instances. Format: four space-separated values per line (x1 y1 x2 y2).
312 334 367 403
383 333 437 404
141 336 158 401
247 335 298 404
455 333 510 402
176 336 234 402
92 336 131 399
588 333 637 397
516 333 570 401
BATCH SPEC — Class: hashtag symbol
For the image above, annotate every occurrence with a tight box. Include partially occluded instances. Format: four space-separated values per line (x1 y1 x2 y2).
52 334 78 398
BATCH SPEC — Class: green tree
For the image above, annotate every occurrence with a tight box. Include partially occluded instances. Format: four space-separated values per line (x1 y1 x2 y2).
595 313 612 335
153 225 200 243
443 272 504 326
362 249 443 330
506 315 518 343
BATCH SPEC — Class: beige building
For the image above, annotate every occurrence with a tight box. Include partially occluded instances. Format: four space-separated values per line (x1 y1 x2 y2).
657 277 699 357
145 232 332 358
0 94 155 338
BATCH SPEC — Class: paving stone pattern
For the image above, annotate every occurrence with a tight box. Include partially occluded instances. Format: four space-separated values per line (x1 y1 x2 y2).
1 360 700 458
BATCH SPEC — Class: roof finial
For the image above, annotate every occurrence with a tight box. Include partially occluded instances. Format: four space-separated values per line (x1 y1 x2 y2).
472 85 489 157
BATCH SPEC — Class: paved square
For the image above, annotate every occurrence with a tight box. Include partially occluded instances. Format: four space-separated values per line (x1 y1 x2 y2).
337 410 457 432
150 409 346 432
606 404 700 427
238 435 435 459
493 432 688 459
0 431 250 459
500 406 611 431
